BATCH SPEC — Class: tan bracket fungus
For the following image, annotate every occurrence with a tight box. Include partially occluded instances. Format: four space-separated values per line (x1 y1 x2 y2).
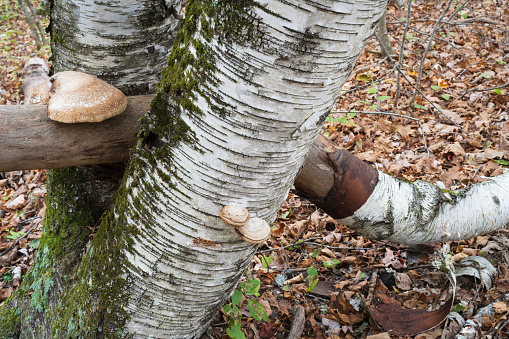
47 71 127 123
220 205 270 244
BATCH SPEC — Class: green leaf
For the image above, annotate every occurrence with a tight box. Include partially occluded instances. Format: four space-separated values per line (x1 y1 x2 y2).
355 73 372 82
6 230 25 240
261 255 273 268
414 104 426 109
495 159 509 166
231 289 242 307
226 321 245 339
248 300 269 322
369 104 378 110
366 87 378 94
29 238 40 248
307 266 318 278
337 117 350 125
2 272 13 282
307 277 319 292
323 259 341 268
311 249 320 259
405 32 417 41
451 302 467 313
16 211 23 218
495 59 507 65
359 272 367 280
240 279 262 296
346 112 357 119
431 85 441 91
377 95 391 101
357 100 370 104
441 94 450 100
280 210 291 218
493 88 502 95
224 304 232 313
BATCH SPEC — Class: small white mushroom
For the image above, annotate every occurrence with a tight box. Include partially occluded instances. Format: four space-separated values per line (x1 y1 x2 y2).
47 71 127 123
236 217 270 244
220 205 250 227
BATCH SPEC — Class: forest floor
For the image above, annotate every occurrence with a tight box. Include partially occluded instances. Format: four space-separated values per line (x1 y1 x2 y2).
1 0 509 338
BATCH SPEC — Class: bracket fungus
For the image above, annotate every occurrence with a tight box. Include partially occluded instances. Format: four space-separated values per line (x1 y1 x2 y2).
236 218 270 244
220 205 250 227
220 206 270 244
47 71 127 123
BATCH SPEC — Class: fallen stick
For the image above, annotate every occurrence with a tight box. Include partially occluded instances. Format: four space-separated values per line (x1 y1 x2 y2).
287 306 306 339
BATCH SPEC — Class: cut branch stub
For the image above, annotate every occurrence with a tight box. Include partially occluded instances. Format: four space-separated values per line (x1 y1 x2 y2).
48 71 127 123
236 218 270 244
220 205 250 227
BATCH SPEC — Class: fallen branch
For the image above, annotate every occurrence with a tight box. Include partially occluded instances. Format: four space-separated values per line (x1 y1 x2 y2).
287 307 306 339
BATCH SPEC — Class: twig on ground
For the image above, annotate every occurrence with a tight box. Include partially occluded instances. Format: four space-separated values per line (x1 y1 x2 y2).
287 307 306 339
394 0 413 107
374 32 466 134
408 0 455 106
340 65 396 97
16 0 42 48
0 218 43 257
456 82 509 101
24 0 48 46
257 238 388 254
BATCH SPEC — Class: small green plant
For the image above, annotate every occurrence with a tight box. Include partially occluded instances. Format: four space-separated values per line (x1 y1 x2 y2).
495 59 507 65
6 230 25 240
414 104 426 109
495 159 509 166
431 85 441 91
306 266 319 292
261 255 273 268
224 279 269 339
441 94 451 100
493 88 502 95
326 113 359 127
280 209 291 218
451 301 468 313
322 259 340 268
405 32 418 41
366 87 377 94
2 270 13 282
480 72 493 79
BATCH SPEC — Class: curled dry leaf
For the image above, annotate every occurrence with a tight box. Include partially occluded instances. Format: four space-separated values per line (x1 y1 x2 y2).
368 251 456 336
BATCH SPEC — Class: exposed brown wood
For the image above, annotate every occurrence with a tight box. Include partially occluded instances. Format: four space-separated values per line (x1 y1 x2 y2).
0 95 151 172
0 98 376 218
296 134 378 218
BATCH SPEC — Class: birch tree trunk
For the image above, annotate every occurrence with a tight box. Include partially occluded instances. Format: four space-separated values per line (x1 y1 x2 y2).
0 0 387 338
51 0 183 94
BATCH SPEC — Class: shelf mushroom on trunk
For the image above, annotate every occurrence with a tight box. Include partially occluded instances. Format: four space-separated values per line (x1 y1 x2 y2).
47 71 127 123
220 205 270 244
21 60 128 123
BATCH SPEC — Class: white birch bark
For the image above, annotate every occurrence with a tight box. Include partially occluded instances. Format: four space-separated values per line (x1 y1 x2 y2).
119 1 387 337
51 0 183 93
340 171 509 244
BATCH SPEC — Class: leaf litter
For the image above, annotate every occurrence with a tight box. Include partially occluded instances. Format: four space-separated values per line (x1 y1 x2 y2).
1 0 509 337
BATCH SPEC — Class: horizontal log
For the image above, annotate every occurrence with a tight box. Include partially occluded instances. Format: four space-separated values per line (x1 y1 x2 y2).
1 97 378 219
0 95 152 172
